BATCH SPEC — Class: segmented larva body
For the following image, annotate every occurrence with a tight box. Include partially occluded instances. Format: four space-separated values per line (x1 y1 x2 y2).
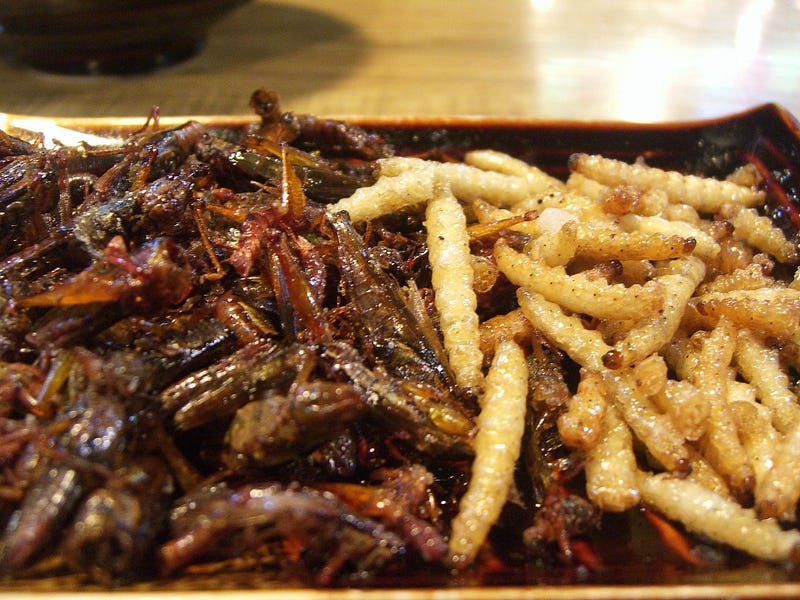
603 368 691 473
327 157 435 223
731 207 799 263
640 473 800 562
619 213 720 260
516 287 611 372
435 161 531 208
569 153 766 213
426 182 484 390
495 239 665 321
691 318 755 499
733 327 800 434
447 340 527 568
464 149 565 196
695 288 800 340
603 256 706 369
585 403 641 512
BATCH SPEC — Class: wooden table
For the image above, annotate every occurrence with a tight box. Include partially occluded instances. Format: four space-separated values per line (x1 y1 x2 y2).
1 0 799 122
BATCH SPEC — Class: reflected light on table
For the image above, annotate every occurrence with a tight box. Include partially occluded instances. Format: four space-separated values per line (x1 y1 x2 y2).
603 0 779 121
613 38 669 123
529 0 555 11
735 0 772 63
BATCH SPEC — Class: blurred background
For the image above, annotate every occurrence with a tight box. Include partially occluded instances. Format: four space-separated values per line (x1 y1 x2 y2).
0 0 798 122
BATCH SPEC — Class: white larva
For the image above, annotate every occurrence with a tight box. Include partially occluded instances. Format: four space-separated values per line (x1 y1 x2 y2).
447 340 528 568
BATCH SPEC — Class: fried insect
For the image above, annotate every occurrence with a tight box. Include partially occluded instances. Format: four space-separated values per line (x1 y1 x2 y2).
639 473 800 563
568 153 766 212
158 482 405 584
330 211 457 390
557 368 607 452
227 381 367 467
59 456 174 584
326 157 436 223
584 403 640 512
496 239 665 321
0 349 135 572
425 181 483 390
447 340 527 568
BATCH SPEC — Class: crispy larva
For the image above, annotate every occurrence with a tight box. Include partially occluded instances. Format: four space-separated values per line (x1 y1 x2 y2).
729 399 783 515
579 228 695 262
516 287 611 371
447 340 528 568
651 379 709 442
602 256 705 369
697 257 777 294
639 473 800 562
326 157 434 222
730 397 800 521
604 366 690 473
619 213 721 260
496 239 665 321
733 327 800 434
585 403 640 512
731 207 799 264
757 423 800 520
693 288 800 340
557 368 608 451
691 319 755 499
426 182 484 389
464 149 565 196
569 153 766 212
435 161 532 208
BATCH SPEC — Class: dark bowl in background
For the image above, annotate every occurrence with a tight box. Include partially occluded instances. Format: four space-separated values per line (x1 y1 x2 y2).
0 0 250 74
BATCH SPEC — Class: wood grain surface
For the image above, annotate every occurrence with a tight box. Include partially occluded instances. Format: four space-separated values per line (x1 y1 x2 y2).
0 0 798 121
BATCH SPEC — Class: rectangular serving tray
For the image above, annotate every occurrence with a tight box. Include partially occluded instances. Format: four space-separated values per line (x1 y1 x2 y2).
1 104 800 599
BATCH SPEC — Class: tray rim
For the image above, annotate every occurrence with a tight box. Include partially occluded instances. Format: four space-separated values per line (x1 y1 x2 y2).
2 581 800 600
1 101 798 136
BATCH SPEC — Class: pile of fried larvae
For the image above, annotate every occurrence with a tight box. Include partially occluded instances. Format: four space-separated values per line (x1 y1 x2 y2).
1 93 800 586
329 147 800 568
